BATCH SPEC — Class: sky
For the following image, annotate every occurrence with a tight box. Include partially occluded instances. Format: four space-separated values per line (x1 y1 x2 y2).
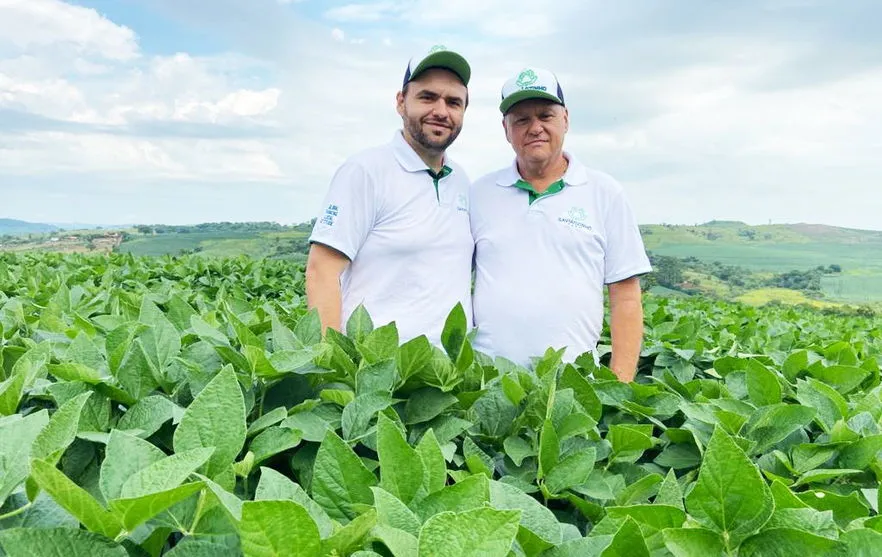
0 0 880 229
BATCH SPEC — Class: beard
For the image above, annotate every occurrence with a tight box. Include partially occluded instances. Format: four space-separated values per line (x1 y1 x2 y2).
403 113 461 153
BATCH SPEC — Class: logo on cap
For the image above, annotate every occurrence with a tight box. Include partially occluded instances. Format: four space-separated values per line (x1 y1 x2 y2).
429 44 447 53
516 69 538 88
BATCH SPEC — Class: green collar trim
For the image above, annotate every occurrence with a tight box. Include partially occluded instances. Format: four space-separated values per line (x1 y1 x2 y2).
513 178 565 204
427 165 453 201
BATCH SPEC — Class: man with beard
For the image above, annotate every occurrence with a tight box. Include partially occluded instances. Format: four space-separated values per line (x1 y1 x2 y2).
470 67 651 382
306 46 473 347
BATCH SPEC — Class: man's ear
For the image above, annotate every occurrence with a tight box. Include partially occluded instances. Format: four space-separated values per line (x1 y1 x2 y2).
395 90 406 117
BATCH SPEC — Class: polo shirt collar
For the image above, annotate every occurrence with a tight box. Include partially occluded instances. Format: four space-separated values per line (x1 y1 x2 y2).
496 151 590 187
392 130 437 173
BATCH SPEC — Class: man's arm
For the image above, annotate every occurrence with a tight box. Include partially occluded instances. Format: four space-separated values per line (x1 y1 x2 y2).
607 276 644 382
305 243 350 334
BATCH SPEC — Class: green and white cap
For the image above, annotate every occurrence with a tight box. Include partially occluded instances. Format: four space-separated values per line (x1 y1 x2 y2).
500 67 565 114
403 45 471 87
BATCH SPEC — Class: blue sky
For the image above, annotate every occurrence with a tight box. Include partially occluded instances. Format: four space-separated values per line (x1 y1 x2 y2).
1 0 880 229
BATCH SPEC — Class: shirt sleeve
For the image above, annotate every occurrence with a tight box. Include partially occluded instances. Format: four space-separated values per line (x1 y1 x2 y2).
308 160 377 261
603 188 653 284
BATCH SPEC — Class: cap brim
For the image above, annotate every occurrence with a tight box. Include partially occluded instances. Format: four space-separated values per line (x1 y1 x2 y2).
410 51 471 86
500 90 563 114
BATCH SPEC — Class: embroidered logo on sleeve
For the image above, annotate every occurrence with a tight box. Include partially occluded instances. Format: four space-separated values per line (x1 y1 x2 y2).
558 206 593 231
320 204 339 226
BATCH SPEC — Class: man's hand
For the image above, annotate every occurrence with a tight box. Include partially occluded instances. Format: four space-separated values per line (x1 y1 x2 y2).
607 276 645 382
305 243 350 334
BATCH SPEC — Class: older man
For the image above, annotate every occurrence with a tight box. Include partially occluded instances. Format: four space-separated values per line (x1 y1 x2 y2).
306 46 474 347
469 67 652 381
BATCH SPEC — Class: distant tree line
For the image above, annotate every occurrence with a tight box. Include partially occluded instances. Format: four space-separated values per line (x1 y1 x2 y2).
133 220 316 235
642 252 842 294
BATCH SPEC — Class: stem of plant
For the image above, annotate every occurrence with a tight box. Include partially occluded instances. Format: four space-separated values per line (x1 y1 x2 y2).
0 502 32 521
189 489 208 533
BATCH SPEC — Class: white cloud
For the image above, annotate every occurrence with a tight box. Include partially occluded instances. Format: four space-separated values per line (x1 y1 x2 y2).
324 2 401 22
331 28 346 42
0 0 139 60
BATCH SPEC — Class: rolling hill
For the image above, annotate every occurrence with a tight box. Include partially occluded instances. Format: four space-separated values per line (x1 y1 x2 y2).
0 218 58 236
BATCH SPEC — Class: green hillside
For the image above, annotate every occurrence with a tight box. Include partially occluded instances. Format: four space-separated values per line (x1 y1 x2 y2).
642 222 882 304
0 218 58 236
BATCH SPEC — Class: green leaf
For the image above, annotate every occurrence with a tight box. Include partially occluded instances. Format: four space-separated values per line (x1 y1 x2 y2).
655 469 684 510
32 391 92 464
417 507 521 557
341 392 397 441
605 505 686 553
372 486 422 537
139 297 182 374
377 413 424 505
746 359 782 406
119 447 213 499
0 528 127 557
798 489 871 527
739 528 845 556
416 429 447 496
248 426 302 465
744 404 817 455
601 516 649 557
793 468 862 487
356 360 398 395
440 303 468 361
608 424 654 463
346 304 374 342
490 479 562 552
839 435 882 470
246 406 288 438
404 387 459 424
100 429 166 501
115 395 180 438
0 410 48 507
29 459 123 539
109 481 205 532
539 419 560 479
369 524 418 557
173 365 246 478
254 467 333 538
545 448 596 496
662 528 727 557
765 508 838 539
616 474 663 507
560 365 602 421
357 322 399 365
685 425 774 548
841 529 882 556
239 500 321 557
397 335 433 382
503 436 534 467
413 474 490 522
311 429 377 522
809 365 869 395
116 340 159 400
321 508 377 555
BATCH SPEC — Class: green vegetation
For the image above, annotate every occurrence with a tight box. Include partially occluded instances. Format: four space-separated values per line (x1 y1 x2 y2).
2 252 882 555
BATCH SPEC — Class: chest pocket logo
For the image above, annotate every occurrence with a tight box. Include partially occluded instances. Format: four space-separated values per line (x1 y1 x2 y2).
558 206 593 231
456 193 469 212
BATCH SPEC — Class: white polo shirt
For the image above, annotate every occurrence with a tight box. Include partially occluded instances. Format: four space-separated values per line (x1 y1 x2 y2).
469 153 651 368
309 130 474 347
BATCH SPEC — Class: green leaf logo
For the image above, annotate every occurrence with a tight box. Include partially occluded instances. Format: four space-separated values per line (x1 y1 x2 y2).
516 69 538 88
567 207 587 222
